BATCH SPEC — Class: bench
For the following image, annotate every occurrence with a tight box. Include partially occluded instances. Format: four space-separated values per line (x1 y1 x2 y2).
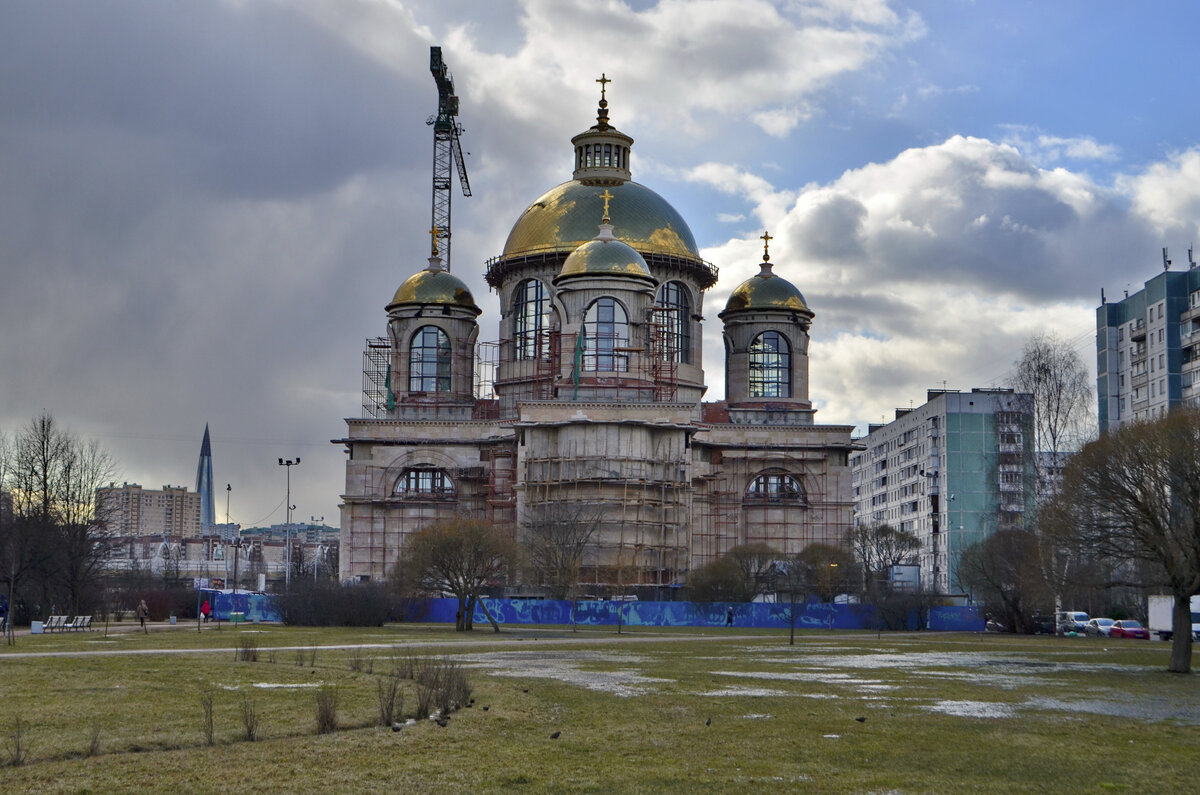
43 615 69 633
66 615 92 631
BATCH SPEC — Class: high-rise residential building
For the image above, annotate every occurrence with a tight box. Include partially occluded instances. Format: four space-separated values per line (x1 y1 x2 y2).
1096 255 1200 432
850 388 1036 595
196 424 215 536
95 483 202 537
336 85 857 587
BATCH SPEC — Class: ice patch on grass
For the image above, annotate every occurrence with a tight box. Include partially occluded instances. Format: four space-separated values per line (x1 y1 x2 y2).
1026 696 1200 725
742 713 772 719
712 670 886 688
823 734 840 739
925 700 1016 718
699 687 788 697
457 649 669 697
252 682 323 689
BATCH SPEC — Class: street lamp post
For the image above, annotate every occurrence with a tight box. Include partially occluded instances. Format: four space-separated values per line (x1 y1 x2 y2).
278 457 300 592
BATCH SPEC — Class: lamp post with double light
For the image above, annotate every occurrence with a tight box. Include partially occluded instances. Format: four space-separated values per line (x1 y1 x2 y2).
278 457 300 592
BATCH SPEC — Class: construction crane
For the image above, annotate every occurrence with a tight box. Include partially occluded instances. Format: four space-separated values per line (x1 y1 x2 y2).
428 46 471 271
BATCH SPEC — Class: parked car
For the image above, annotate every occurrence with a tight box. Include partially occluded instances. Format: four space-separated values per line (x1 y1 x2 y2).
1109 619 1150 639
1085 617 1116 637
1057 611 1089 634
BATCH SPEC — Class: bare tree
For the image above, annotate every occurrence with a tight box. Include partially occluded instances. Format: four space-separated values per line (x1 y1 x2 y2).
687 543 780 603
398 517 517 632
849 523 920 630
1 414 115 633
1011 332 1094 467
521 502 601 600
1010 334 1094 624
956 528 1049 633
1053 410 1200 673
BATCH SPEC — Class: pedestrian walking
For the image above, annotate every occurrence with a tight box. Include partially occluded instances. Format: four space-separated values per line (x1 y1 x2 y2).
136 599 149 634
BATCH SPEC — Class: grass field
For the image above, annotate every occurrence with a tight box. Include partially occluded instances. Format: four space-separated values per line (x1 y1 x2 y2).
0 622 1196 793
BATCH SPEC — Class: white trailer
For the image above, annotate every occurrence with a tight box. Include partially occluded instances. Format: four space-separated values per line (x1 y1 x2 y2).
1147 594 1200 641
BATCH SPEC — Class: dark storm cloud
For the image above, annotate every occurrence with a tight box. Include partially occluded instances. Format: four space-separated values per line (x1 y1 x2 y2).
0 3 417 199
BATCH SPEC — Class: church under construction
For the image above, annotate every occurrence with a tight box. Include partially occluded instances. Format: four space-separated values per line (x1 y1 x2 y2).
336 84 857 591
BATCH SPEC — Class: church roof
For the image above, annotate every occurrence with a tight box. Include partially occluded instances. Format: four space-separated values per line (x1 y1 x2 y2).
558 222 653 280
388 258 480 314
502 180 701 262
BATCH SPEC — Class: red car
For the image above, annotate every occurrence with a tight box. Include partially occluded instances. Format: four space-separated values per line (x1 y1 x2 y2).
1109 619 1150 639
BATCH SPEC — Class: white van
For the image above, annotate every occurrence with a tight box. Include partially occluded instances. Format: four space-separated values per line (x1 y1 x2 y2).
1057 611 1089 634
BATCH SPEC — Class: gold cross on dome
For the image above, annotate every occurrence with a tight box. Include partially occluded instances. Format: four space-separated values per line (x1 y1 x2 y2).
760 230 773 261
596 73 610 100
600 189 614 223
430 226 441 256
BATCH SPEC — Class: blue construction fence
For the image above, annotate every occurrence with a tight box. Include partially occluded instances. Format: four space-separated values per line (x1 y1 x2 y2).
200 590 282 623
401 597 983 632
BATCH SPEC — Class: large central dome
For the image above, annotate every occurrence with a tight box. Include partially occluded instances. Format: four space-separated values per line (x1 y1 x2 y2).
502 180 701 261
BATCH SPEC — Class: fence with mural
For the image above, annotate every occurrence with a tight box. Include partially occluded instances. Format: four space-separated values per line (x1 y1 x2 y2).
401 598 982 632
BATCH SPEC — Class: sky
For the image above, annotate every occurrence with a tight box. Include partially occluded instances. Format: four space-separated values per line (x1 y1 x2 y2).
4 0 1200 529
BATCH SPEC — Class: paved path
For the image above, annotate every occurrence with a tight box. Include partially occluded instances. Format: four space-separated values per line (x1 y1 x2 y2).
0 626 791 661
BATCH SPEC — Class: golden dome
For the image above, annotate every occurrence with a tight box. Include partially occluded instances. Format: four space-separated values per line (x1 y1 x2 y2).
723 261 810 314
502 181 701 262
388 264 480 314
558 224 653 280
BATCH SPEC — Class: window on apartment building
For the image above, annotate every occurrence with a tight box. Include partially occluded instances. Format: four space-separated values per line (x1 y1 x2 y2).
1119 327 1125 341
1120 374 1125 387
1159 329 1164 343
1151 382 1156 398
1161 379 1165 394
1160 354 1165 369
1158 303 1164 319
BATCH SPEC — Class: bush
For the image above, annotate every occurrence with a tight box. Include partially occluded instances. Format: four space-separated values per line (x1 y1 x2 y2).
277 580 393 627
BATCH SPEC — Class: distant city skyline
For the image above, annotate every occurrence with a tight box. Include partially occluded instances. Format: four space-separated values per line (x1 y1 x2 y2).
4 2 1200 527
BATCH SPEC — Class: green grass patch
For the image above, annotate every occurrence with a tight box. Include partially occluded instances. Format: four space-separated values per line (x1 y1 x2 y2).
0 626 1195 792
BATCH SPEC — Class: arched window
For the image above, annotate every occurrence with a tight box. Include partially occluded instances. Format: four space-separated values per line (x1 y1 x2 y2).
514 279 551 360
654 281 691 363
746 473 805 502
409 326 451 393
395 468 454 496
749 331 791 397
583 297 629 372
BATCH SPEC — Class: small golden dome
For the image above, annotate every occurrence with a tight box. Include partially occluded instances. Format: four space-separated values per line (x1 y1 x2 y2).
502 181 701 262
723 260 810 314
558 224 653 280
388 260 480 314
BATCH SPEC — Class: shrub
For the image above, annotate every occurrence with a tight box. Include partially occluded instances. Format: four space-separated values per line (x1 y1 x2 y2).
315 687 339 734
277 580 393 627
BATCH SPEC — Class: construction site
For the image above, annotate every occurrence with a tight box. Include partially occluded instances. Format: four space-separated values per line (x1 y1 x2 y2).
336 50 857 591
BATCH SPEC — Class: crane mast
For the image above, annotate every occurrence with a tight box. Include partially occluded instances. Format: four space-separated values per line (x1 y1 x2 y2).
428 46 471 271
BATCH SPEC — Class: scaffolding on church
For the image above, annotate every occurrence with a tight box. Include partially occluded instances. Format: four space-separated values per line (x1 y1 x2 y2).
520 436 690 589
690 443 846 569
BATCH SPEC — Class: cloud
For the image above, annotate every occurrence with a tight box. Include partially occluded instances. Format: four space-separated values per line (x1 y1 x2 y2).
697 134 1171 428
1123 148 1200 238
999 126 1120 166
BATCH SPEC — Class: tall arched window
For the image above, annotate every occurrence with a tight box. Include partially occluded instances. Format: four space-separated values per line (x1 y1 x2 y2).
514 279 551 360
583 297 629 372
749 331 791 397
409 326 451 392
654 281 691 363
